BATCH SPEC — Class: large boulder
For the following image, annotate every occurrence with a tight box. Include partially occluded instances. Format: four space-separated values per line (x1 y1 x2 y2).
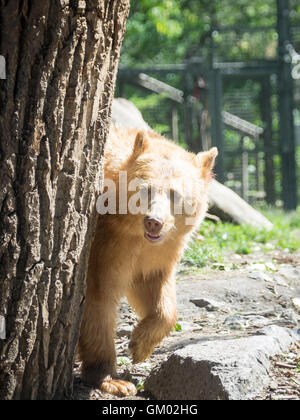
144 325 299 400
111 98 150 129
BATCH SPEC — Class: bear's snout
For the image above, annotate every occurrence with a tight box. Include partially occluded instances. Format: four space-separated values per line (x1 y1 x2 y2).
144 216 163 235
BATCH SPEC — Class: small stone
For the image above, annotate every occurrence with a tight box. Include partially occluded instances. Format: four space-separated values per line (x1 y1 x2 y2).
224 315 247 330
276 309 298 326
177 321 200 331
273 275 289 287
116 324 133 338
224 314 271 330
190 298 227 312
292 297 300 313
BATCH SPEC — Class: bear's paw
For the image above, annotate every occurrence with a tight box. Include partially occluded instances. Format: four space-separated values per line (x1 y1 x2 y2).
100 379 137 397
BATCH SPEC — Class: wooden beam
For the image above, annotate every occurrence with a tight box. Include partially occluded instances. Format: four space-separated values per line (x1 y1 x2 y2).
136 73 184 103
223 111 263 137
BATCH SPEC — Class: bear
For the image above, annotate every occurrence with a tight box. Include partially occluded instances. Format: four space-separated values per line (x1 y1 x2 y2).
78 126 218 396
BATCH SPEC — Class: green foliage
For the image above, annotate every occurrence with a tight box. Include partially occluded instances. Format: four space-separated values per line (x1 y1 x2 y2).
136 379 145 391
173 323 182 332
183 208 300 268
129 93 162 110
121 0 280 67
117 356 131 366
129 92 172 135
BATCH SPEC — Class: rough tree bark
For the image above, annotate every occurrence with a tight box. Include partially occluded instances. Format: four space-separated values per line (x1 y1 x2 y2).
0 0 129 400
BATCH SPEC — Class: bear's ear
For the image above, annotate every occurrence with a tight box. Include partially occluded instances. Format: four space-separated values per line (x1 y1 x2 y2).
197 147 218 182
132 130 149 159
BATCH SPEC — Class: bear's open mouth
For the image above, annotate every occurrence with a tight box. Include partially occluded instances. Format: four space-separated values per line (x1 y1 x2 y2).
144 232 165 243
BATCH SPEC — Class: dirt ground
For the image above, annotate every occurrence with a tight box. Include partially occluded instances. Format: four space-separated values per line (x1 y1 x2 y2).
73 249 300 401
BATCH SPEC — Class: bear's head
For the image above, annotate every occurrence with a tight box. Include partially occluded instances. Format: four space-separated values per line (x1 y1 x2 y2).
120 130 218 245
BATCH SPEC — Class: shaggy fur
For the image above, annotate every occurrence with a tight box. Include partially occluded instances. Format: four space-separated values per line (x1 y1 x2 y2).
78 127 218 396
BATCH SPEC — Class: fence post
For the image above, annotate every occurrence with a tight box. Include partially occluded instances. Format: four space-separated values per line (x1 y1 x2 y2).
260 77 276 205
171 103 179 142
241 136 249 202
277 0 298 210
208 69 225 183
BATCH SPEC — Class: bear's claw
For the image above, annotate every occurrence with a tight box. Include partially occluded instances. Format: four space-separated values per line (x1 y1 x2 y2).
100 379 137 397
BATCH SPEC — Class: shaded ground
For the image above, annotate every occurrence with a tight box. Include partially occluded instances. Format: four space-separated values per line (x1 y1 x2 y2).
73 249 300 400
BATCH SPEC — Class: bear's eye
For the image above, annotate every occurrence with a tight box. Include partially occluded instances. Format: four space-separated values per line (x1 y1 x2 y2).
170 189 182 204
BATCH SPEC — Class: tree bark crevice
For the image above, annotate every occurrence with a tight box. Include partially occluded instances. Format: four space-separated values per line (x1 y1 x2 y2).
0 0 130 399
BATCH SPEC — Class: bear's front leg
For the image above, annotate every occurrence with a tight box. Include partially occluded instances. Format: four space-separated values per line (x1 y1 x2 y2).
79 297 136 397
127 274 177 363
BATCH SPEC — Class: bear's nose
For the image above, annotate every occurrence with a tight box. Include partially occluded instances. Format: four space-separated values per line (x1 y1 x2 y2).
144 216 163 234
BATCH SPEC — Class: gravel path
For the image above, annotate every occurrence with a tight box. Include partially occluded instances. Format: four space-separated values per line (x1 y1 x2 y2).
73 250 300 400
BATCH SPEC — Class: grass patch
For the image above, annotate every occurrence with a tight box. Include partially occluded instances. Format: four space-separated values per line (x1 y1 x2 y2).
182 206 300 268
173 323 182 332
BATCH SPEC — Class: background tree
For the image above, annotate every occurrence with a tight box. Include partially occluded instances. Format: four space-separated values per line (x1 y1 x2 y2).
120 0 300 67
0 0 129 400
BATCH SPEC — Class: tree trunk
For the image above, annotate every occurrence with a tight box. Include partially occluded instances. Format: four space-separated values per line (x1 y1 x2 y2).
0 0 129 400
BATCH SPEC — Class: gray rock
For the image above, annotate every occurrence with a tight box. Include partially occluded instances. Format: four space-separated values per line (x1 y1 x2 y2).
111 98 150 130
273 275 289 287
248 271 273 282
256 324 298 338
190 298 227 312
224 314 271 330
144 325 299 400
276 309 298 326
223 315 248 330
